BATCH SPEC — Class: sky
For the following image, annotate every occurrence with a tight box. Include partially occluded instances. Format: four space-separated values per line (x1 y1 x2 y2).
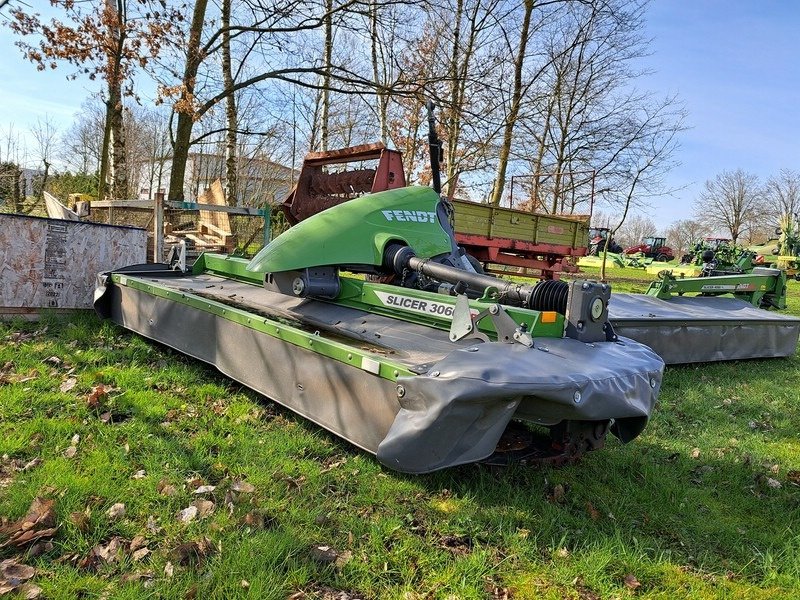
0 0 798 229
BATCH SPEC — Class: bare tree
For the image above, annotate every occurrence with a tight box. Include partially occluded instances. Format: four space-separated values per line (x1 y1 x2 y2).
694 169 765 243
615 213 657 248
765 169 800 229
665 218 711 259
30 116 58 201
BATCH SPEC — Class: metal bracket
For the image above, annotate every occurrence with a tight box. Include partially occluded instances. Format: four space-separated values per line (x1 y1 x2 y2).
449 293 534 347
166 241 187 272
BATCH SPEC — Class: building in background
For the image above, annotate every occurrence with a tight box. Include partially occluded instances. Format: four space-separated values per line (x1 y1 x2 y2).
135 152 296 206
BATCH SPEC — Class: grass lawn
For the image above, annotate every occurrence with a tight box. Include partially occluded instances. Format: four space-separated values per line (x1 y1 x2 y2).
1 267 799 599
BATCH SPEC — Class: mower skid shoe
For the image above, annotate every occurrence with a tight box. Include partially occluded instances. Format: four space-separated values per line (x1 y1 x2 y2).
377 336 664 474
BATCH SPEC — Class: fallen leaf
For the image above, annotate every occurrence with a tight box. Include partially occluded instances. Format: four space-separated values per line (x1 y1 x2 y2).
59 377 77 393
71 434 80 446
132 547 150 562
240 579 250 589
185 476 204 490
551 483 566 503
586 502 601 520
177 506 198 523
157 478 178 496
129 536 147 552
21 458 41 472
240 510 276 530
131 470 146 479
45 356 62 366
193 485 216 495
787 470 800 485
556 547 570 558
230 480 255 493
69 511 90 532
0 559 36 584
766 477 782 489
0 497 57 550
146 515 160 534
193 499 215 518
86 385 108 408
310 545 341 565
172 537 214 566
164 561 174 578
63 446 78 459
25 541 53 559
624 574 641 590
99 412 113 424
690 448 701 459
19 582 42 599
106 503 126 519
120 571 154 585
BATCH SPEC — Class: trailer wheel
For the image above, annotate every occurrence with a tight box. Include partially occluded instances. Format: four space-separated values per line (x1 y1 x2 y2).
465 253 485 274
655 253 669 262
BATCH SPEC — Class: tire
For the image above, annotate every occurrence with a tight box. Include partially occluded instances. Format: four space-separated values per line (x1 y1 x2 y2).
465 253 486 274
655 254 669 262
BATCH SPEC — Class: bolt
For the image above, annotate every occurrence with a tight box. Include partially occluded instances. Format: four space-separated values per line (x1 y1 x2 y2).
573 390 582 403
431 371 440 377
396 385 406 398
650 378 657 389
582 282 590 290
467 347 479 352
292 277 305 295
489 304 500 315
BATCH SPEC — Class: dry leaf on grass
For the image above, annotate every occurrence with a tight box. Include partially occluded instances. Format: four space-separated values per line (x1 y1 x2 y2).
0 497 57 550
131 470 147 480
240 510 276 530
230 480 255 493
86 385 109 408
157 479 178 497
624 574 641 590
310 545 352 568
69 510 90 532
0 559 36 594
63 446 77 459
193 485 216 495
177 506 198 523
106 503 126 519
19 582 42 599
171 537 215 566
586 502 601 521
129 536 147 552
59 377 77 393
193 499 215 518
132 547 150 562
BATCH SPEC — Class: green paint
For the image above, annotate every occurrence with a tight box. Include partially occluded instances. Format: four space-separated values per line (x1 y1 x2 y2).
246 187 452 273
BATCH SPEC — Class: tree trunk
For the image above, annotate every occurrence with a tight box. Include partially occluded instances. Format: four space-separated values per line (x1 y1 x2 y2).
320 0 333 152
40 160 50 199
489 0 533 207
99 102 112 201
370 0 388 143
169 0 209 202
13 165 21 213
108 81 127 200
221 0 237 205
